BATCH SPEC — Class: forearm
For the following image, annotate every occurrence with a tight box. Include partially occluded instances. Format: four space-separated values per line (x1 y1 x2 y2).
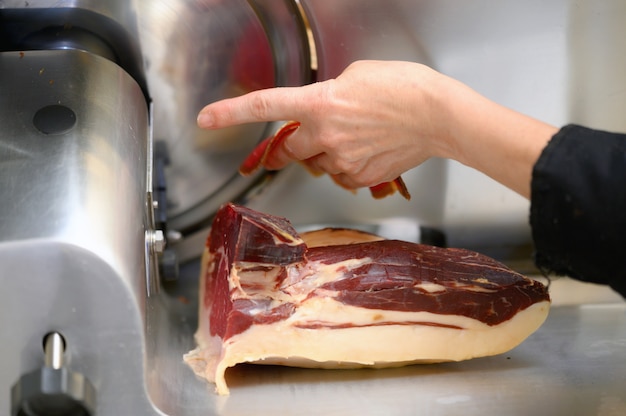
434 76 558 198
198 60 559 198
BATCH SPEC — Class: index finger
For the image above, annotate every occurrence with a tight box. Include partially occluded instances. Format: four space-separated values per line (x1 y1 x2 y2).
197 85 315 129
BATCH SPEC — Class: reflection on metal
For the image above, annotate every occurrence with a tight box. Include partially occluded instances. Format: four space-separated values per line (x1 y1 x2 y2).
295 0 318 72
0 0 149 99
44 333 65 370
136 0 313 235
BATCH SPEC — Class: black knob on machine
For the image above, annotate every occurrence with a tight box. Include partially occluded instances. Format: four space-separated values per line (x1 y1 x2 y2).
11 332 96 416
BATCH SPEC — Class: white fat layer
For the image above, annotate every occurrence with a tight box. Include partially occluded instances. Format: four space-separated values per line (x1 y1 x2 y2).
414 282 447 293
193 248 211 345
227 257 375 304
187 247 550 396
259 217 304 247
188 288 550 395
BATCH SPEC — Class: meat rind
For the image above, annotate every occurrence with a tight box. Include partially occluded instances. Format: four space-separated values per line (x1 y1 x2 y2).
300 227 385 247
186 295 549 395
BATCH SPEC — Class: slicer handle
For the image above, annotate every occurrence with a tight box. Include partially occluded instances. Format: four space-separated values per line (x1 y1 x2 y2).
11 332 96 416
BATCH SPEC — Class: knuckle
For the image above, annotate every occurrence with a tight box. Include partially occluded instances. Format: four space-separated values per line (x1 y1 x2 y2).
354 168 382 188
353 175 374 188
308 81 334 119
333 158 356 174
248 93 272 120
315 132 335 151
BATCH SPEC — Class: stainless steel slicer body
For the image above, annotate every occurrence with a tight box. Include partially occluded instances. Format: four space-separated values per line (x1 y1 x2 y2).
0 43 160 416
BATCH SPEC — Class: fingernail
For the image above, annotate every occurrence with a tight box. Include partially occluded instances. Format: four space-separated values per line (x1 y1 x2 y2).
197 111 214 128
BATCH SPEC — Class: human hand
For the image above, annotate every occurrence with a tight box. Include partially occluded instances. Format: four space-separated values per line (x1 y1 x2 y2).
197 60 456 191
238 120 411 200
198 60 557 198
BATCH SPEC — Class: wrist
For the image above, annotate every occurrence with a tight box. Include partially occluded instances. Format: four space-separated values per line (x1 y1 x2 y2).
425 71 472 162
441 81 557 197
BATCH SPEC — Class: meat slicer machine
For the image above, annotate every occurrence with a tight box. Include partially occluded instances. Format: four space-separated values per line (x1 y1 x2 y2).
0 3 161 415
0 1 197 415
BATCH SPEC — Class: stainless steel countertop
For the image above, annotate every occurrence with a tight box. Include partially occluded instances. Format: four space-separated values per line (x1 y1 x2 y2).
148 260 626 416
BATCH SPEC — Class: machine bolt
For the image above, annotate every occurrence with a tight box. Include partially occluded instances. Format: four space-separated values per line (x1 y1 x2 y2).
148 229 166 254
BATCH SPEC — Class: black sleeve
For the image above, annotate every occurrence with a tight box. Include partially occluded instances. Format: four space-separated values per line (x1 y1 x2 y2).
530 124 626 298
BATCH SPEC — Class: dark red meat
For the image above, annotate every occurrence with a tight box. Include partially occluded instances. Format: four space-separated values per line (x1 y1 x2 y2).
204 203 550 341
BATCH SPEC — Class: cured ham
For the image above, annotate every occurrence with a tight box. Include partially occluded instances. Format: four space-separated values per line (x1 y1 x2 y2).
184 203 550 395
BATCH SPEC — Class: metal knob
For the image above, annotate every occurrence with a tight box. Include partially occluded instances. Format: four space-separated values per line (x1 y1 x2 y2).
11 332 96 416
44 333 65 370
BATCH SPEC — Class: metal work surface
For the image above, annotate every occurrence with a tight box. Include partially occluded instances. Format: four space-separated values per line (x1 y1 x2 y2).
148 261 626 416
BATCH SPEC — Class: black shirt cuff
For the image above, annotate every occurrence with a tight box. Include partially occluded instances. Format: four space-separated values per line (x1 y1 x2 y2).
530 124 626 297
